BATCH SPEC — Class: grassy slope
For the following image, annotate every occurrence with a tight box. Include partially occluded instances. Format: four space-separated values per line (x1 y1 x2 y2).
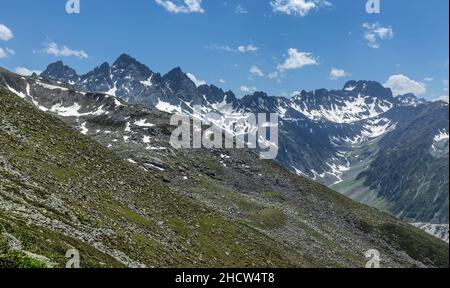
0 86 306 268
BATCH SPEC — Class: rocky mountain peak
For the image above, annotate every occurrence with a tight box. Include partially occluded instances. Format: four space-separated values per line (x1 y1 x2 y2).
344 80 393 100
98 62 111 73
238 91 284 112
85 62 111 77
113 53 138 67
163 67 187 81
162 67 198 94
41 61 79 83
111 53 154 76
396 93 428 106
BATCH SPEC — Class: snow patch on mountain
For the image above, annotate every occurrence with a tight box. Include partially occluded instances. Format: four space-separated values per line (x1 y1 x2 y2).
114 98 122 107
326 158 351 184
79 122 88 135
140 75 154 87
6 85 27 99
434 130 449 142
329 118 396 149
36 81 69 91
144 163 165 171
106 82 118 96
411 223 449 243
361 118 396 139
156 99 182 113
431 129 449 157
146 146 167 150
124 122 132 132
186 73 206 88
134 119 155 127
50 103 84 117
290 94 393 124
50 102 107 117
292 167 308 177
396 94 427 107
344 85 356 91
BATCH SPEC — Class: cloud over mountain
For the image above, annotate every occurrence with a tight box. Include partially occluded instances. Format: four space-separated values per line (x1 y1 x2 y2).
384 74 426 96
363 22 394 48
329 67 350 80
0 23 13 41
41 41 88 59
277 48 318 71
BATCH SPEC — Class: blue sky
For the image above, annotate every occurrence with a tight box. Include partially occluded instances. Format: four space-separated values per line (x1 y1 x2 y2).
0 0 448 100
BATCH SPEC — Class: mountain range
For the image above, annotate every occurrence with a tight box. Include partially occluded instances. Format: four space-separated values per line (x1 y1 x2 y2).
1 65 449 268
35 54 449 228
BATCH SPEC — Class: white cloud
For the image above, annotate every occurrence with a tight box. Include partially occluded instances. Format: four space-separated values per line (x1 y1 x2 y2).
42 41 88 59
238 44 258 53
268 71 279 79
443 80 449 93
0 47 15 58
277 48 318 71
291 90 301 97
219 79 226 84
423 77 434 82
155 0 204 14
240 85 257 93
15 67 42 76
384 74 426 97
433 95 449 103
186 72 206 87
268 71 283 83
0 24 13 41
329 67 350 80
205 44 258 53
205 44 235 52
363 22 394 48
270 0 332 17
250 65 264 77
235 5 248 14
0 48 6 58
436 80 450 103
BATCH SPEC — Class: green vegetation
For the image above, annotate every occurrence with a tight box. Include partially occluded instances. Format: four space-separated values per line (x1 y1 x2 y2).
0 238 46 268
264 191 286 202
379 223 449 268
251 208 286 229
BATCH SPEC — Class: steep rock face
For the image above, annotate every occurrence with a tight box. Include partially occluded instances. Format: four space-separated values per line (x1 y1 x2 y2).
41 61 80 84
81 55 163 106
35 56 449 225
1 72 449 267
